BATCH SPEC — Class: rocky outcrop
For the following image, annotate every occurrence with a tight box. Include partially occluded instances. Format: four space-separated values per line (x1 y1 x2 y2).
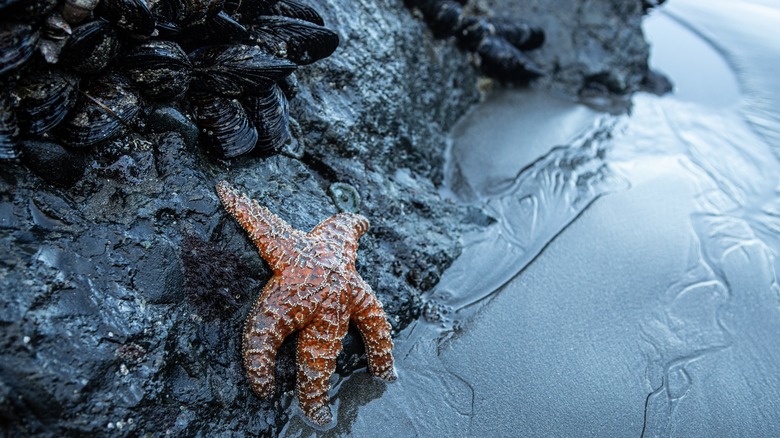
0 0 655 435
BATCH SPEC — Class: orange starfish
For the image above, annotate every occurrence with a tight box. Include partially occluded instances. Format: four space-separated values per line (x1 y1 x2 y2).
215 180 396 426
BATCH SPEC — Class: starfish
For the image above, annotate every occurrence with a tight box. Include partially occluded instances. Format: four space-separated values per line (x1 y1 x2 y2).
215 180 396 426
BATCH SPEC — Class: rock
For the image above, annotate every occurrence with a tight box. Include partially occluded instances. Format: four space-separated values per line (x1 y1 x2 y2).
0 0 653 435
482 0 653 100
18 140 84 188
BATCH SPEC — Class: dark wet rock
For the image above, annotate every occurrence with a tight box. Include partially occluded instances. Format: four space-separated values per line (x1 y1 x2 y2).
641 68 674 96
482 0 653 99
18 140 84 187
0 0 653 435
147 106 199 147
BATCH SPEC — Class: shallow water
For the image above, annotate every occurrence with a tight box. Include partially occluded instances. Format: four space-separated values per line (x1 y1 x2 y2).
282 1 780 436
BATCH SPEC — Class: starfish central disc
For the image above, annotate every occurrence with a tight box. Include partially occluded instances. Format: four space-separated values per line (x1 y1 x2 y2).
215 180 396 426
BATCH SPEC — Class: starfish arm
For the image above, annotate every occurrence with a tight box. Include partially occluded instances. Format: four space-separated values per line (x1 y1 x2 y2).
243 276 303 399
308 212 370 261
216 181 297 271
350 278 396 381
295 300 348 426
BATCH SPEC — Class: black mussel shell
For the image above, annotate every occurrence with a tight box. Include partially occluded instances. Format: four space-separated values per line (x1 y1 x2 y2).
19 140 85 186
123 40 193 100
0 22 40 76
57 73 141 147
477 36 543 81
97 0 157 37
13 69 79 135
270 0 325 26
222 0 240 15
60 19 122 73
236 0 274 21
489 17 544 51
241 84 289 153
62 0 100 24
455 16 491 51
197 10 250 43
416 0 462 38
212 10 250 40
248 16 339 65
189 44 296 95
0 89 19 159
152 0 224 33
149 0 183 34
5 0 58 20
192 93 257 158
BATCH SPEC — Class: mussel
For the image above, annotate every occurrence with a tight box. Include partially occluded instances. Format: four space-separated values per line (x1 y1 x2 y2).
248 16 339 65
489 17 544 51
0 22 40 75
190 44 296 95
13 68 79 135
242 84 290 153
60 19 122 73
200 10 250 42
38 12 72 63
0 89 19 160
191 92 257 158
416 0 463 38
268 0 325 26
57 73 142 147
97 0 157 37
19 140 85 186
151 0 224 33
123 40 193 100
477 35 543 81
455 16 491 51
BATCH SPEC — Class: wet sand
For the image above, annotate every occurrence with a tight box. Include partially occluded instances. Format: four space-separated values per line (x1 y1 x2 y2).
283 1 780 436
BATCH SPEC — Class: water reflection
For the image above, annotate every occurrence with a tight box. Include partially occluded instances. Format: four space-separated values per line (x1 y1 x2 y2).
643 10 740 108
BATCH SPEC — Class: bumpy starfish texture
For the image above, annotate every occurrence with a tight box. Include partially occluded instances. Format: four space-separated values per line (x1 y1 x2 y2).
215 180 396 426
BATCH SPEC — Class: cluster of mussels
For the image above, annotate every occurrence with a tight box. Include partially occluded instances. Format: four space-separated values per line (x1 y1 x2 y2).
404 0 544 82
0 0 339 164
